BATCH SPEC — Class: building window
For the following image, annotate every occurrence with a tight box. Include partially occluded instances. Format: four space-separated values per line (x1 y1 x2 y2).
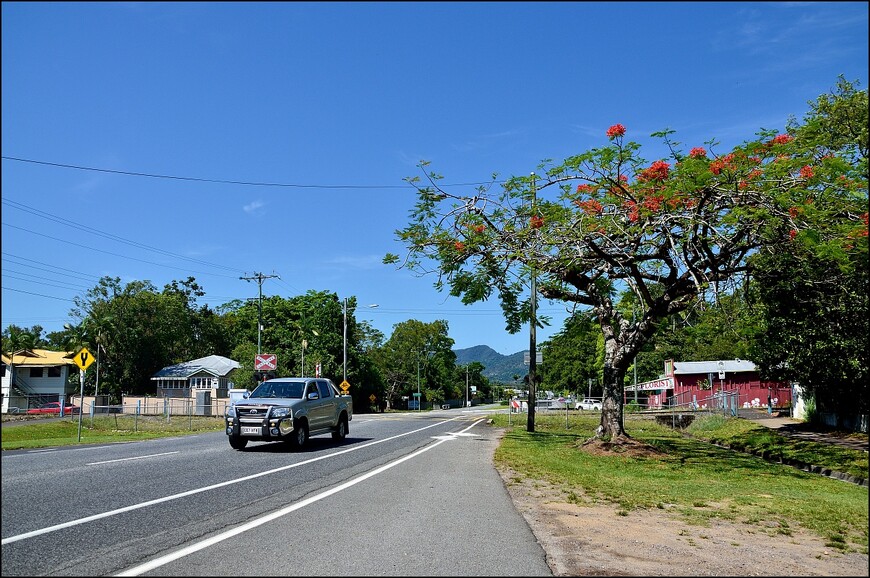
30 367 44 378
48 367 62 378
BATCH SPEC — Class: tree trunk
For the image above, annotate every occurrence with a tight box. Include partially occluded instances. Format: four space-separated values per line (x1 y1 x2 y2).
597 361 629 440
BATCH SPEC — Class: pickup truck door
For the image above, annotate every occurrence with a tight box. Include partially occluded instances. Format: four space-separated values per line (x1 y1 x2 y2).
314 380 337 427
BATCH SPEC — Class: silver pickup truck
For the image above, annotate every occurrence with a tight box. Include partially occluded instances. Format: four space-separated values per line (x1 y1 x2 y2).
225 377 352 450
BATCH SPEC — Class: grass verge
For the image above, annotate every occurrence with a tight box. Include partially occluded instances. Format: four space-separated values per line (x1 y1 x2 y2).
1 414 226 450
490 412 868 554
686 414 868 480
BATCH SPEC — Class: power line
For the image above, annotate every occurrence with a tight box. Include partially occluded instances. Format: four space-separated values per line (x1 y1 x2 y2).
2 198 244 274
2 287 76 302
2 156 495 190
241 272 280 354
2 252 104 283
2 222 242 279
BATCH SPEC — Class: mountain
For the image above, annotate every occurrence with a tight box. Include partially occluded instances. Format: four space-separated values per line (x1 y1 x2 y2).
453 345 527 384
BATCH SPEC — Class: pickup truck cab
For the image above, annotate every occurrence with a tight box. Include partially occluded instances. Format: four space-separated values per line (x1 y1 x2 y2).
225 377 352 450
575 398 602 411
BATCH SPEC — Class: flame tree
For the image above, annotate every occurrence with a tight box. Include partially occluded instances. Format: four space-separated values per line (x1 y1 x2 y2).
386 78 867 442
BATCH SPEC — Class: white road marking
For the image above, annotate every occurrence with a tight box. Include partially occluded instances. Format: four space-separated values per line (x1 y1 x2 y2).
1 416 473 546
116 419 486 576
87 451 179 465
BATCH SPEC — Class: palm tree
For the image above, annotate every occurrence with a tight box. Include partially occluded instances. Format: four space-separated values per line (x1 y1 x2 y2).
2 325 37 399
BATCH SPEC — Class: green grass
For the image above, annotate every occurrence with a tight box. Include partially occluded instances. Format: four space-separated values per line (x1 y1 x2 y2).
1 414 226 450
686 414 868 480
490 412 869 554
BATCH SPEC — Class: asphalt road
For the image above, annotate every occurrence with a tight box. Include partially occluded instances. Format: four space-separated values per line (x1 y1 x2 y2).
1 408 552 576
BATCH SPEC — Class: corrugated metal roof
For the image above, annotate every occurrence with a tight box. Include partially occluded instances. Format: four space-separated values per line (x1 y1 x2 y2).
151 355 240 379
672 359 758 374
1 349 76 366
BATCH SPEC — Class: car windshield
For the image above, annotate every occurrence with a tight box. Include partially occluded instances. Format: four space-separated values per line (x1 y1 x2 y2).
249 382 304 399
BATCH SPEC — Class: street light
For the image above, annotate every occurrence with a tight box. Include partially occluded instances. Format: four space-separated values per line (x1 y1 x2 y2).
343 300 378 384
301 329 318 378
415 349 433 411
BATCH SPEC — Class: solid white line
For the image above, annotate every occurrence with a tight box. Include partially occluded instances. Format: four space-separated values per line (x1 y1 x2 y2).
87 452 179 466
0 415 467 546
116 419 486 576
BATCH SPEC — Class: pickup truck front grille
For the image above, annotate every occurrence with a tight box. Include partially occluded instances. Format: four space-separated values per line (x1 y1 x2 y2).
236 405 272 424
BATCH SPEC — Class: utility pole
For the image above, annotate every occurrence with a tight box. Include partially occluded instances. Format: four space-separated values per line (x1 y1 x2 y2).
343 297 348 383
240 272 279 355
466 365 470 408
528 172 537 433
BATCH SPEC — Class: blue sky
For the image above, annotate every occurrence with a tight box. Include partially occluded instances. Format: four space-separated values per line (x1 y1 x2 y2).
2 2 868 355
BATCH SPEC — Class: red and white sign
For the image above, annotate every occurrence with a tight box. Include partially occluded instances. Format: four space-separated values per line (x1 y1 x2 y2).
255 353 277 371
315 363 321 377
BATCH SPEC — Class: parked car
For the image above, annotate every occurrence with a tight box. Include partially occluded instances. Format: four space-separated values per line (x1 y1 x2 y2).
575 398 602 411
26 402 80 415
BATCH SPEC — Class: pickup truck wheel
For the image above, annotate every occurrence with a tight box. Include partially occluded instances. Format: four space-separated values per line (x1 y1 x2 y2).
331 416 348 440
290 421 308 448
228 435 248 450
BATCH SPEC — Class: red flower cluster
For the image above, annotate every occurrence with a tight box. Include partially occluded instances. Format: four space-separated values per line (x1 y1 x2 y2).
638 160 670 181
789 229 798 241
771 134 793 145
623 200 639 222
709 153 736 175
470 224 486 233
454 241 465 251
642 195 664 212
799 165 815 179
606 124 626 138
530 215 545 229
574 199 603 215
788 206 801 218
576 183 595 193
689 147 707 159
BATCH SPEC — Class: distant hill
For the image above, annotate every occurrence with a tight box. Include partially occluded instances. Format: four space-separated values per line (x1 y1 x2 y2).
454 345 527 384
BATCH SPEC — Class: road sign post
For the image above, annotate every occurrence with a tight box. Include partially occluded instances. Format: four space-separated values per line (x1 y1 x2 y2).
74 348 94 442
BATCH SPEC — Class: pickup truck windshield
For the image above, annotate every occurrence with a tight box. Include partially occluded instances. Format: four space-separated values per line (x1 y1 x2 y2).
249 382 304 399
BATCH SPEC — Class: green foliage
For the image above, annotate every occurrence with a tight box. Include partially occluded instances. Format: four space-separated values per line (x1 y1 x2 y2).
371 319 457 408
540 312 601 396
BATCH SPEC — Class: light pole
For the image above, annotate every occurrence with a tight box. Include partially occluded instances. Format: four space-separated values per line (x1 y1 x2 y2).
343 300 378 384
301 330 318 377
415 349 432 411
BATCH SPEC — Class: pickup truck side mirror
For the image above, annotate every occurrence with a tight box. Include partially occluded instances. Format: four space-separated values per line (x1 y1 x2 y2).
307 392 320 400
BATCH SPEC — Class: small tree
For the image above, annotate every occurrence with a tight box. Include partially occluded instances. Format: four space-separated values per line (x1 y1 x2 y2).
388 80 867 443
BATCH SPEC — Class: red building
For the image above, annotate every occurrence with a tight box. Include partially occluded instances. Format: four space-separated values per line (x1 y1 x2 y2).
627 359 792 410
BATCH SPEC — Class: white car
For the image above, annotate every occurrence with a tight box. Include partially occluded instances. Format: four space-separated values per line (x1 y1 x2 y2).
575 398 602 411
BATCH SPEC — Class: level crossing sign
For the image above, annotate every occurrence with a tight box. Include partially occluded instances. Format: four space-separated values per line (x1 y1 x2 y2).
255 353 277 371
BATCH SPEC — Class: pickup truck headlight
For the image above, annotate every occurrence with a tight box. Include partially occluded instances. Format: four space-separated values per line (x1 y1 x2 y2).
226 405 236 418
271 407 291 419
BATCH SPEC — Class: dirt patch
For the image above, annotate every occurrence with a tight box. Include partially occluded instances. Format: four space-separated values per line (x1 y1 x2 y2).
496 466 868 576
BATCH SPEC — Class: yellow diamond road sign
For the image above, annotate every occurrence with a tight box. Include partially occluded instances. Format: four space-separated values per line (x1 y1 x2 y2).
74 347 95 371
339 379 350 392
